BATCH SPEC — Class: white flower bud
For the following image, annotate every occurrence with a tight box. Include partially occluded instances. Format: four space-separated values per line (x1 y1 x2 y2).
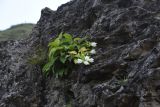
88 58 94 63
85 56 90 61
83 61 90 65
77 59 83 64
91 42 97 47
90 49 96 54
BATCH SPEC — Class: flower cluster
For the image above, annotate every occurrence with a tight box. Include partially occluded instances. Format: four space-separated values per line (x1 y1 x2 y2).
74 42 97 65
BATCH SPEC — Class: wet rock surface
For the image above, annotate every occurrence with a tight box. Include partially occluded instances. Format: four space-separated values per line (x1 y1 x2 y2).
1 0 160 107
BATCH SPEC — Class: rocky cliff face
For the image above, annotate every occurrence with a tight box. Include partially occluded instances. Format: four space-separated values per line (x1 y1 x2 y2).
1 0 160 107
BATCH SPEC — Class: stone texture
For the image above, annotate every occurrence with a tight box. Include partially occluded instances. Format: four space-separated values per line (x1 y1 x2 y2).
1 0 160 107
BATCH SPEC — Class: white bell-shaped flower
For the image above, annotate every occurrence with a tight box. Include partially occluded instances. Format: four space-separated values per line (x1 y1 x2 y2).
88 58 94 63
91 42 97 47
83 61 90 65
77 59 83 64
85 56 90 61
90 49 96 54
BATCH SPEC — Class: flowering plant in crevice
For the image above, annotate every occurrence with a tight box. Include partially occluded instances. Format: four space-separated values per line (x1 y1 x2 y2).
42 32 97 78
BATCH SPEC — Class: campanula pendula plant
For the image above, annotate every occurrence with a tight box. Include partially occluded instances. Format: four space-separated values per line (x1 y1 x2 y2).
42 32 97 78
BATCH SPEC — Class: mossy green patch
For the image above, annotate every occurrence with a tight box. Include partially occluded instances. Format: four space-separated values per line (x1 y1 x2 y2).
28 45 47 65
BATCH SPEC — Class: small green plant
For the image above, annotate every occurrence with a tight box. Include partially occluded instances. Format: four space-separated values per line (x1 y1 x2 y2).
28 45 47 65
118 77 128 86
42 32 97 78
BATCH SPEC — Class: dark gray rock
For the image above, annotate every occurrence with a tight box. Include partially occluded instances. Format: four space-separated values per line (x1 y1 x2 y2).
0 40 43 107
1 0 160 106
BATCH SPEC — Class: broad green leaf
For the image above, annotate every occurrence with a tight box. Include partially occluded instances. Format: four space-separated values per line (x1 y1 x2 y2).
49 47 63 59
42 63 50 73
58 32 63 39
63 33 72 42
42 57 58 75
65 55 70 58
48 48 57 59
74 37 81 41
68 51 77 55
79 47 88 52
68 44 76 50
60 56 67 64
74 59 77 64
48 38 60 47
74 53 80 58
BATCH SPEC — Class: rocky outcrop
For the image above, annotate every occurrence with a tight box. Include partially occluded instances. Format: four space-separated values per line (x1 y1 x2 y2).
1 0 160 107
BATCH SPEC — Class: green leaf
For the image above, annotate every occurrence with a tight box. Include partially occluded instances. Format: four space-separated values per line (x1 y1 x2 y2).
74 37 81 42
63 33 72 42
79 47 88 52
48 48 57 59
48 38 60 47
42 56 58 75
68 51 77 55
48 46 63 59
58 32 63 39
67 44 76 50
60 55 67 64
42 63 50 74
